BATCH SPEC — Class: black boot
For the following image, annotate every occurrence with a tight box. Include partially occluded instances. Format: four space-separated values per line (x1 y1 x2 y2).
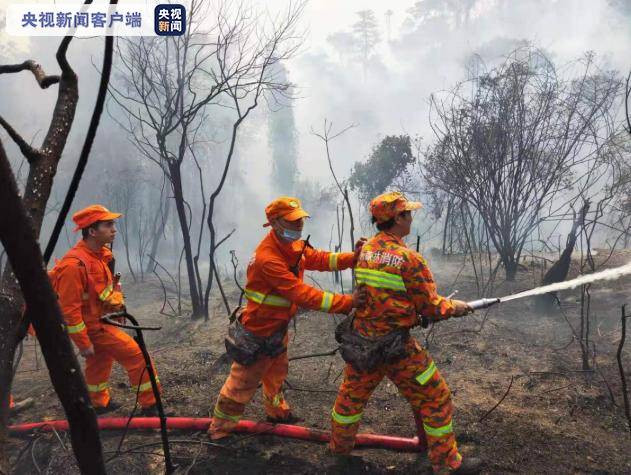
138 405 159 417
266 412 303 424
452 457 483 474
94 401 122 415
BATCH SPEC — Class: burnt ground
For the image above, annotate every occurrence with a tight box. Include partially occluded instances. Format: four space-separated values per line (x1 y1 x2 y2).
6 251 631 474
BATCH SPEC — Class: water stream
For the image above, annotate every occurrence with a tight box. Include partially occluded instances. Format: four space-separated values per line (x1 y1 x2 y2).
499 261 631 302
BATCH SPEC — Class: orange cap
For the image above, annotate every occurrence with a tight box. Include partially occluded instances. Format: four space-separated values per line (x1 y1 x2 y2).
370 192 422 224
72 204 122 232
263 196 310 227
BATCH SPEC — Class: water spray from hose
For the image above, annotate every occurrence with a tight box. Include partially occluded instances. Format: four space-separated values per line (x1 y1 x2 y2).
466 261 631 310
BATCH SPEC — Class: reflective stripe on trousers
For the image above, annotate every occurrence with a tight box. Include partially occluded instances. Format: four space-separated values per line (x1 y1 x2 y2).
67 321 86 334
87 382 109 393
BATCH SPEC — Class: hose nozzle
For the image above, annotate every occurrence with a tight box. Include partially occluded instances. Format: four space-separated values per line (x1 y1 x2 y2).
467 298 500 311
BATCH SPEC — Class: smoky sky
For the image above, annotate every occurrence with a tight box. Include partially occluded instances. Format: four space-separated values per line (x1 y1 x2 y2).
0 0 629 266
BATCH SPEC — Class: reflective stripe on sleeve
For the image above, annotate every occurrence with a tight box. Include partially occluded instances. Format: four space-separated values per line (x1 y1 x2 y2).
320 291 334 312
355 268 406 291
329 253 340 271
423 420 453 437
98 283 114 301
67 321 87 334
331 408 362 425
415 361 437 385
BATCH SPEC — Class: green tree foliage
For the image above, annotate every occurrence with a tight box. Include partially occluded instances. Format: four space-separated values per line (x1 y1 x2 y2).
353 10 380 79
349 135 414 202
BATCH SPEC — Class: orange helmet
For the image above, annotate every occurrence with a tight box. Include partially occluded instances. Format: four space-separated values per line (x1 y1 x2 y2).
72 205 122 232
263 196 310 227
370 192 422 224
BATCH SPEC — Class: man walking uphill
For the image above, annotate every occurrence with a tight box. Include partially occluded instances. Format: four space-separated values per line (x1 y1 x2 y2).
209 196 366 440
329 192 482 474
49 205 161 415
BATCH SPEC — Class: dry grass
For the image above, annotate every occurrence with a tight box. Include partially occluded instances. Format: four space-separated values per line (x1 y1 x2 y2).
7 252 631 474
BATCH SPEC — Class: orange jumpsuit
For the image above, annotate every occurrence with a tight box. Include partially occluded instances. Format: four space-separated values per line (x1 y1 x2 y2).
209 231 355 439
50 240 159 409
330 231 462 474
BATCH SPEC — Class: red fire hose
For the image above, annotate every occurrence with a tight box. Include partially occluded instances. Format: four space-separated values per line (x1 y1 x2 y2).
10 417 426 452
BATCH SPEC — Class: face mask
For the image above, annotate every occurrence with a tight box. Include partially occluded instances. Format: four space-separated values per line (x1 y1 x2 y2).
281 228 302 242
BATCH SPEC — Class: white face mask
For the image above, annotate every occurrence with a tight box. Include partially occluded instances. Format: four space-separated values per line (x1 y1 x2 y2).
280 227 302 242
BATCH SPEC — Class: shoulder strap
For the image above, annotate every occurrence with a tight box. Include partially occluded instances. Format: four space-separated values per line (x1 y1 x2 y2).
54 253 97 296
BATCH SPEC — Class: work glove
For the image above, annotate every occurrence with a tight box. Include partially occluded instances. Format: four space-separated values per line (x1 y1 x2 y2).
451 299 473 318
103 289 126 314
352 237 368 265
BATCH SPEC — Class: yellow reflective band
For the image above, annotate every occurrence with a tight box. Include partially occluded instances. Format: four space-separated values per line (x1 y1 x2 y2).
213 406 241 423
320 291 334 312
423 420 453 437
87 382 109 393
244 288 292 308
131 377 159 393
98 284 114 301
329 253 340 271
415 361 437 385
67 321 86 334
264 294 292 307
331 408 362 425
265 393 284 407
355 268 406 291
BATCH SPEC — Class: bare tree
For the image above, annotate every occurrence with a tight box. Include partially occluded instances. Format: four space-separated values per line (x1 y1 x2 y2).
110 0 305 318
424 47 622 280
312 120 357 259
0 139 105 474
0 32 78 469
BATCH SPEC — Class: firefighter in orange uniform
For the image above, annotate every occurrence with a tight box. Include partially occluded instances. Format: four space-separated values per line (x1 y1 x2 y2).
50 205 161 415
329 192 482 474
208 196 366 439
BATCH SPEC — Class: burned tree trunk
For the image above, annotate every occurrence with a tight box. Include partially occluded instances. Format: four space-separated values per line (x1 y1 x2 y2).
0 139 105 473
536 202 590 312
0 36 79 467
169 161 203 317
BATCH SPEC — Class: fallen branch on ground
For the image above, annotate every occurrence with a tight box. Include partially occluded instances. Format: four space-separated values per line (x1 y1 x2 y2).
479 375 516 423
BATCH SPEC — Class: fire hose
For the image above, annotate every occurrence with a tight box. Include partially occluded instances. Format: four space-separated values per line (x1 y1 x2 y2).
100 311 176 474
9 417 426 452
13 302 511 465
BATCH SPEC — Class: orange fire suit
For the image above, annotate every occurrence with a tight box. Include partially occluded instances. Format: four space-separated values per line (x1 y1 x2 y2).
50 240 159 409
330 231 462 474
209 231 355 439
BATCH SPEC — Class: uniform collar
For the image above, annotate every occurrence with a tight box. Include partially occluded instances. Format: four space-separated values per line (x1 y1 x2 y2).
377 231 407 248
76 239 113 262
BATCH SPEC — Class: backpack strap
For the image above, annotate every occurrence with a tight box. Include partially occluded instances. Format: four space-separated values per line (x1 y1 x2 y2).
56 252 97 302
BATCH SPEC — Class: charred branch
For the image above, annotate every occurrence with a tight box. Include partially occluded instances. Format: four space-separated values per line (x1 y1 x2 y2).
0 61 60 88
0 138 105 474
